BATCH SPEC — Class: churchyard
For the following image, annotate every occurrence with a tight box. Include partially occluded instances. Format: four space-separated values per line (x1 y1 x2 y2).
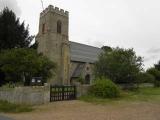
1 2 160 120
1 87 160 120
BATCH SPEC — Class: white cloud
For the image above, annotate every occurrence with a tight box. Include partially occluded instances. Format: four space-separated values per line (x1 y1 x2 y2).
0 0 21 16
9 0 160 69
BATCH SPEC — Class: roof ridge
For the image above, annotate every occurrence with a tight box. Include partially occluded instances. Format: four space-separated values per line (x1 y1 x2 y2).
69 41 101 49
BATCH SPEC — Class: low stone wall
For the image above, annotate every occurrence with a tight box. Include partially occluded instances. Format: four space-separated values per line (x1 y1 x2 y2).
119 83 154 89
76 84 91 97
0 86 50 105
0 84 91 105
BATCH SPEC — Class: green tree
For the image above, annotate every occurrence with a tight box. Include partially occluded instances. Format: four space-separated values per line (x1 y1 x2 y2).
136 72 155 83
147 67 160 87
95 47 143 84
0 48 56 86
0 69 5 86
101 46 112 52
0 7 34 50
154 61 160 71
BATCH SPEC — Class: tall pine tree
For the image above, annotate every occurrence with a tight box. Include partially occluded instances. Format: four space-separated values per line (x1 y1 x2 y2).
0 7 34 50
0 7 35 86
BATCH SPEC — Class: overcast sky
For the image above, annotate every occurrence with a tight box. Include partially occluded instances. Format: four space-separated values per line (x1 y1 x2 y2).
0 0 160 69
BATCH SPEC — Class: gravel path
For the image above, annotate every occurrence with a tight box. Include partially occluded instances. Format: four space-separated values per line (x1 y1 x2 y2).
0 115 14 120
5 100 160 120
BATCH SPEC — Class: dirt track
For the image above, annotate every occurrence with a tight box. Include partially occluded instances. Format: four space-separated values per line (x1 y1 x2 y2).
6 100 160 120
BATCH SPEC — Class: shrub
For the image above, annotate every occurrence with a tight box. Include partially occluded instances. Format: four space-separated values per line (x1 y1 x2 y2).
147 68 160 87
136 72 155 83
154 80 160 87
90 78 120 98
0 48 56 86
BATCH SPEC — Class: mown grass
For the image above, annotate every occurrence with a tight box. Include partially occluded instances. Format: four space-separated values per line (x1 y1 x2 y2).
79 87 160 104
123 87 160 102
0 100 34 113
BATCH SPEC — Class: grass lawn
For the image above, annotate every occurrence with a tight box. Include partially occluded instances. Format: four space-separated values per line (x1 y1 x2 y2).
0 100 34 113
79 87 160 104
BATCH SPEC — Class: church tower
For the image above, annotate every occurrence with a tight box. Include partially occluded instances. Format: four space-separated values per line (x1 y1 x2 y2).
36 5 70 85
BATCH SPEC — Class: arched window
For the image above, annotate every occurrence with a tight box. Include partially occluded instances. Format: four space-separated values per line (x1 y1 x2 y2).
42 23 45 34
85 74 90 84
57 20 62 34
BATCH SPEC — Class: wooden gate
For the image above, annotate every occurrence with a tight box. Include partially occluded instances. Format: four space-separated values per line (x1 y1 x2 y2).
50 85 76 102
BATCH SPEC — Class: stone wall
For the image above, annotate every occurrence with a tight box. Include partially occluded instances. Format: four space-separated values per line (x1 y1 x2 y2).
0 86 50 105
76 84 91 97
0 84 91 105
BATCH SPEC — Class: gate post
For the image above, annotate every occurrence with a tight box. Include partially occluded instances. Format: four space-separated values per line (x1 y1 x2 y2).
62 86 64 100
74 85 76 99
50 85 52 102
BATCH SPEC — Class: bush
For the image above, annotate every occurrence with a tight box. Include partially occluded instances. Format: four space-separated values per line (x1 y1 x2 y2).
154 81 160 87
0 48 56 86
90 78 120 98
147 68 160 87
136 72 155 83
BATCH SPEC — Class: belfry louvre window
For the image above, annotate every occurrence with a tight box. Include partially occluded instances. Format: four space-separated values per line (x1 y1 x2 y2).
42 23 45 34
57 20 62 34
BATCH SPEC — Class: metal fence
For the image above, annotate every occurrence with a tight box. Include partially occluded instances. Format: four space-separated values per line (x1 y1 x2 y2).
50 85 76 102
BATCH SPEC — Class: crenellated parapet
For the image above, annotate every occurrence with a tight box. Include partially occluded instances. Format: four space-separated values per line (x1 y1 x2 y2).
40 5 69 17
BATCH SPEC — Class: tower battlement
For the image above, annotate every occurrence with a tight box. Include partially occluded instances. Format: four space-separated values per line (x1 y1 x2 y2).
40 5 69 17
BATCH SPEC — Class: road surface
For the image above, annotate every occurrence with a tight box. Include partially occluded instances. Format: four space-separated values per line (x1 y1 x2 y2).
0 115 14 120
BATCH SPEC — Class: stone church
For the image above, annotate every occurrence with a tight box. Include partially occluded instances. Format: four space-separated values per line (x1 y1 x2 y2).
36 5 102 85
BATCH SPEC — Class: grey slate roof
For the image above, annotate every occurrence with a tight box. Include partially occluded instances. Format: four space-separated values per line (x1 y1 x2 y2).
72 63 85 78
70 41 102 63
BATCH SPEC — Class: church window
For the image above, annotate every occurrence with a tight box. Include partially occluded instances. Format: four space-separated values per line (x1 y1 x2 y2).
86 67 89 71
42 23 45 34
85 74 90 84
57 20 62 34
